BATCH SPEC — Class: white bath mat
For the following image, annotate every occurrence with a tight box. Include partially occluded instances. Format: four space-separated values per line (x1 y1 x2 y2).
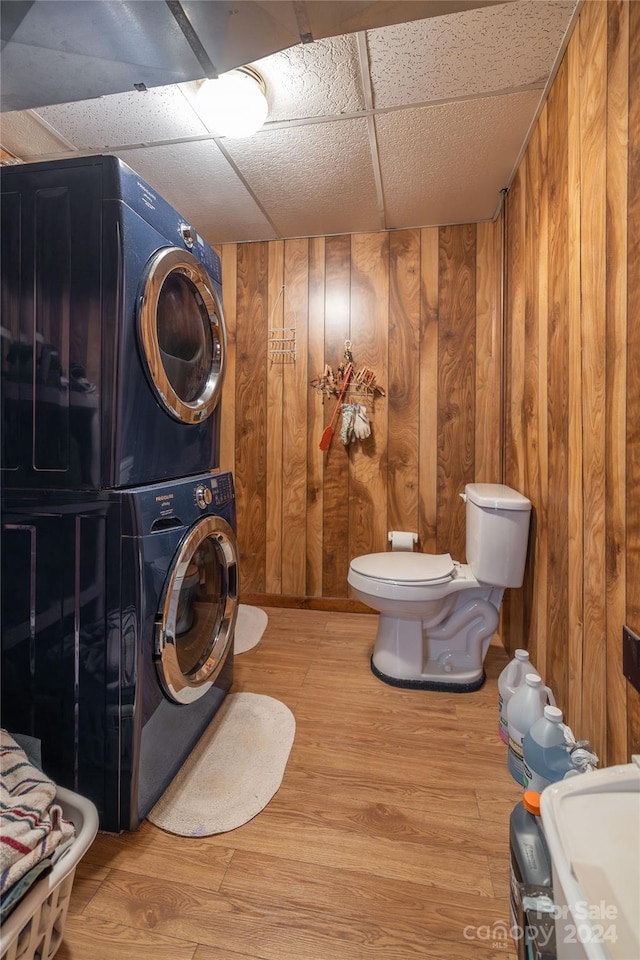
234 604 268 654
147 693 295 836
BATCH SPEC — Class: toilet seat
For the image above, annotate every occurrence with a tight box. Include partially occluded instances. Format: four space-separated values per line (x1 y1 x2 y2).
349 552 455 586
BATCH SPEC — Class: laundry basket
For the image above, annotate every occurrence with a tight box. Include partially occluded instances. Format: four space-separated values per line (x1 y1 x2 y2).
0 786 99 960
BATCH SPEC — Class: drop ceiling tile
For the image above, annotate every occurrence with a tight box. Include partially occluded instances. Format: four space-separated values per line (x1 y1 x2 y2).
223 118 380 238
30 86 208 150
0 111 77 159
376 90 542 226
179 34 363 131
113 141 277 244
368 0 576 108
253 34 364 122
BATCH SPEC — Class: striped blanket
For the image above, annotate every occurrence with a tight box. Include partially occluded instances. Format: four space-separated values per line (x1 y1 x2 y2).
0 729 75 897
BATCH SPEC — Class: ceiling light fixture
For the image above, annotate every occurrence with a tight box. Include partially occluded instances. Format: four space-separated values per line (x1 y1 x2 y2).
196 66 268 139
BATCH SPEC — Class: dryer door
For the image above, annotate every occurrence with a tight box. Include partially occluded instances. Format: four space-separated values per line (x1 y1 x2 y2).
138 247 226 424
155 515 238 704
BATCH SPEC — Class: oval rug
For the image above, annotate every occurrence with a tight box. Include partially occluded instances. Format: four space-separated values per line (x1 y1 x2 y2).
147 693 295 836
234 604 268 655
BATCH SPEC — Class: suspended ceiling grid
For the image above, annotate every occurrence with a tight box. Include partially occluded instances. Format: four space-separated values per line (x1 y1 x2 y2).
0 0 579 245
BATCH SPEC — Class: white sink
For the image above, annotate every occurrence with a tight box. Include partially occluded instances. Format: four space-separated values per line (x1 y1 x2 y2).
540 758 640 960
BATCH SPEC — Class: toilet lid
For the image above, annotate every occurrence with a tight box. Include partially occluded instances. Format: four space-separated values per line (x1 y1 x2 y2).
350 552 455 585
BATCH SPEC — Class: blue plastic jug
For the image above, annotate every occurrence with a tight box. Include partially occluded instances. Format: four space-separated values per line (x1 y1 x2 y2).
523 705 573 792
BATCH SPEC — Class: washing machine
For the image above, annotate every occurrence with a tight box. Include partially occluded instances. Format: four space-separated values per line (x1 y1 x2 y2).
0 154 226 491
0 470 238 832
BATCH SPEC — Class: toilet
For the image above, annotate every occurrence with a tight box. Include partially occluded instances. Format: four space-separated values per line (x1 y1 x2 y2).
348 483 532 691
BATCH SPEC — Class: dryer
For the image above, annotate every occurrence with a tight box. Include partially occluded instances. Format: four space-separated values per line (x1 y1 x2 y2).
0 155 226 491
1 470 238 832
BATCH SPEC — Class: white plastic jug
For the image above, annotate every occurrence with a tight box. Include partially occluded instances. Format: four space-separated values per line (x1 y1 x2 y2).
498 649 540 743
507 673 555 785
523 705 574 792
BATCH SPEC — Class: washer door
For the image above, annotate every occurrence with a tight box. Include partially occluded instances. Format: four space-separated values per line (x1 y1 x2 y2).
138 247 226 424
155 515 238 704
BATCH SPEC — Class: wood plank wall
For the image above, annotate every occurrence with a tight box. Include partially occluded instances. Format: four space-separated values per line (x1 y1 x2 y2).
503 0 639 764
220 223 502 608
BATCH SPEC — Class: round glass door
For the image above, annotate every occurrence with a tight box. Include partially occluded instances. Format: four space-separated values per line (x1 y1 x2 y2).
138 247 226 424
155 515 238 704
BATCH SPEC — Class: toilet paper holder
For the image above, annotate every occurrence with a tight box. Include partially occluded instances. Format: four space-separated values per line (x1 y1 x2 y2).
388 531 418 551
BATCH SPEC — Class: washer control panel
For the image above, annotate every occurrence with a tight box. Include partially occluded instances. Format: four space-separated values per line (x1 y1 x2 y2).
132 471 235 533
194 472 234 510
208 472 234 506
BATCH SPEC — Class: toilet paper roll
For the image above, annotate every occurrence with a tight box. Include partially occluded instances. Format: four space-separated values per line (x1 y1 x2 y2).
388 531 418 551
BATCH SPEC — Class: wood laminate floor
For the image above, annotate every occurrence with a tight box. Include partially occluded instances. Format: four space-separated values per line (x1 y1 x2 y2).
58 607 523 960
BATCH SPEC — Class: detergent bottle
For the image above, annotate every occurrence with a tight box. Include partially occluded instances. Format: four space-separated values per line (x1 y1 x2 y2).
498 649 540 743
509 790 555 960
507 674 555 785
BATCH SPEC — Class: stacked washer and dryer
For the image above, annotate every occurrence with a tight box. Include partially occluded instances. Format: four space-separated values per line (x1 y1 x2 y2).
0 156 239 832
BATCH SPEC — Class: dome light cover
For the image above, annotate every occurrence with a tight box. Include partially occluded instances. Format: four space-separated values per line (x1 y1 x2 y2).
197 67 268 139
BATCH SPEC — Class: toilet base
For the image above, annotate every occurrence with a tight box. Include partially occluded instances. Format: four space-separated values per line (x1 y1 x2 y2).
370 656 486 693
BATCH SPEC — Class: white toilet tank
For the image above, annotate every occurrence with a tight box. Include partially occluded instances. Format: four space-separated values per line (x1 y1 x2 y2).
464 483 531 587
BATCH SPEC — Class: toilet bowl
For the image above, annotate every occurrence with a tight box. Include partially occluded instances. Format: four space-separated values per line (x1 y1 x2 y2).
347 483 531 691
